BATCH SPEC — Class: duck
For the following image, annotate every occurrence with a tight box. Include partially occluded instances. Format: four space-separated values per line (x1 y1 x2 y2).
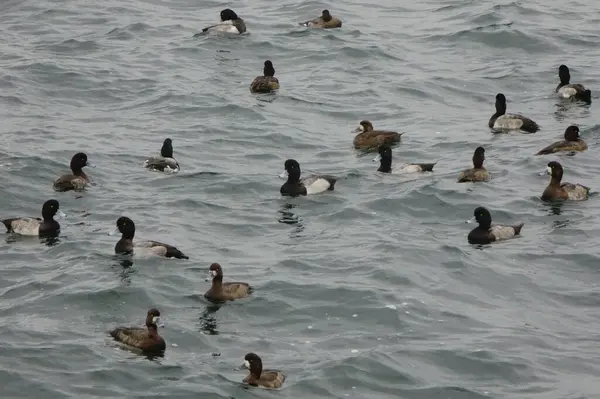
353 120 403 150
541 161 590 201
204 263 251 302
250 60 280 93
2 199 64 236
242 353 286 389
112 216 189 259
457 147 489 182
200 9 246 34
279 159 337 197
467 207 524 245
110 308 166 353
299 9 342 29
143 138 180 173
556 65 591 104
536 125 587 155
53 152 94 191
374 145 435 174
488 93 539 133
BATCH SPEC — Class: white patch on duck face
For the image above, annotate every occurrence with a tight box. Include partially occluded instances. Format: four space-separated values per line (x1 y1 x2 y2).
10 218 41 236
546 166 552 175
493 115 524 130
397 164 423 174
152 316 160 324
278 170 288 179
211 270 217 276
372 154 381 162
489 225 515 240
304 177 331 195
558 86 577 98
244 360 250 368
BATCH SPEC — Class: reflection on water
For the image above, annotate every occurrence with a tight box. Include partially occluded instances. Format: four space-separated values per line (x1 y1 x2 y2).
199 304 221 335
41 236 61 247
545 200 564 216
278 202 305 236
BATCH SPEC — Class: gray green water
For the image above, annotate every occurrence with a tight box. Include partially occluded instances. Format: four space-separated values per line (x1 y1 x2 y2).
1 0 600 398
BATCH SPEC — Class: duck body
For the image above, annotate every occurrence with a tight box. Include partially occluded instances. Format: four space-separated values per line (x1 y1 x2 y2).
457 147 489 182
110 308 165 353
541 161 590 201
243 353 286 389
374 145 435 174
353 120 402 150
556 65 591 104
250 61 279 93
468 207 524 245
2 199 62 237
144 138 180 173
300 9 342 28
489 93 539 133
113 216 189 259
279 159 336 197
204 263 251 302
536 126 587 155
53 152 93 191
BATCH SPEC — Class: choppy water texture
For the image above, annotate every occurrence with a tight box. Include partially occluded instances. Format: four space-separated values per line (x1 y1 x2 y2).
1 0 600 397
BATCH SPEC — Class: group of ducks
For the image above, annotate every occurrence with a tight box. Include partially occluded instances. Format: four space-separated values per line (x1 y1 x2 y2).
1 7 594 388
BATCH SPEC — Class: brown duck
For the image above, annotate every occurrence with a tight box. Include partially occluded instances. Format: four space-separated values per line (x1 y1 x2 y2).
250 60 279 93
457 147 489 183
541 161 590 201
110 308 166 353
53 152 94 191
299 10 342 29
353 120 403 150
535 125 587 155
204 263 251 302
242 353 286 389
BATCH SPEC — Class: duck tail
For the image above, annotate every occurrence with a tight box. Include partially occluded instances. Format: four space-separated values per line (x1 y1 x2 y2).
582 89 592 104
513 223 525 236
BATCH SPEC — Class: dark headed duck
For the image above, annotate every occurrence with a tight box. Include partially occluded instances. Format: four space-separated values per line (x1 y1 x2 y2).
143 138 180 173
457 146 489 183
279 159 337 197
112 216 189 259
556 65 591 104
541 161 590 201
536 125 587 155
204 263 251 302
300 9 342 29
242 353 286 389
2 199 64 236
110 308 166 353
250 60 280 93
467 206 524 245
489 93 539 133
373 145 435 174
353 120 403 150
53 152 94 191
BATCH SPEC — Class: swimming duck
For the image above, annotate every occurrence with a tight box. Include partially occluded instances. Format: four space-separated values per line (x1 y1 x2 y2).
200 9 246 34
542 161 590 201
374 145 435 173
536 126 587 155
250 60 280 93
279 159 337 197
112 216 189 259
353 120 403 150
489 93 539 133
110 308 165 353
457 147 489 183
53 152 94 191
204 263 251 302
467 207 524 245
2 199 64 236
299 9 342 29
143 138 180 173
242 353 286 389
556 65 591 104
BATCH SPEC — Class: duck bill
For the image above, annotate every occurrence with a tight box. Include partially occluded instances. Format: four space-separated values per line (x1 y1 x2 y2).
108 227 119 236
539 166 551 176
466 216 475 224
57 210 66 218
279 170 288 179
372 154 381 162
86 162 96 168
353 127 362 133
